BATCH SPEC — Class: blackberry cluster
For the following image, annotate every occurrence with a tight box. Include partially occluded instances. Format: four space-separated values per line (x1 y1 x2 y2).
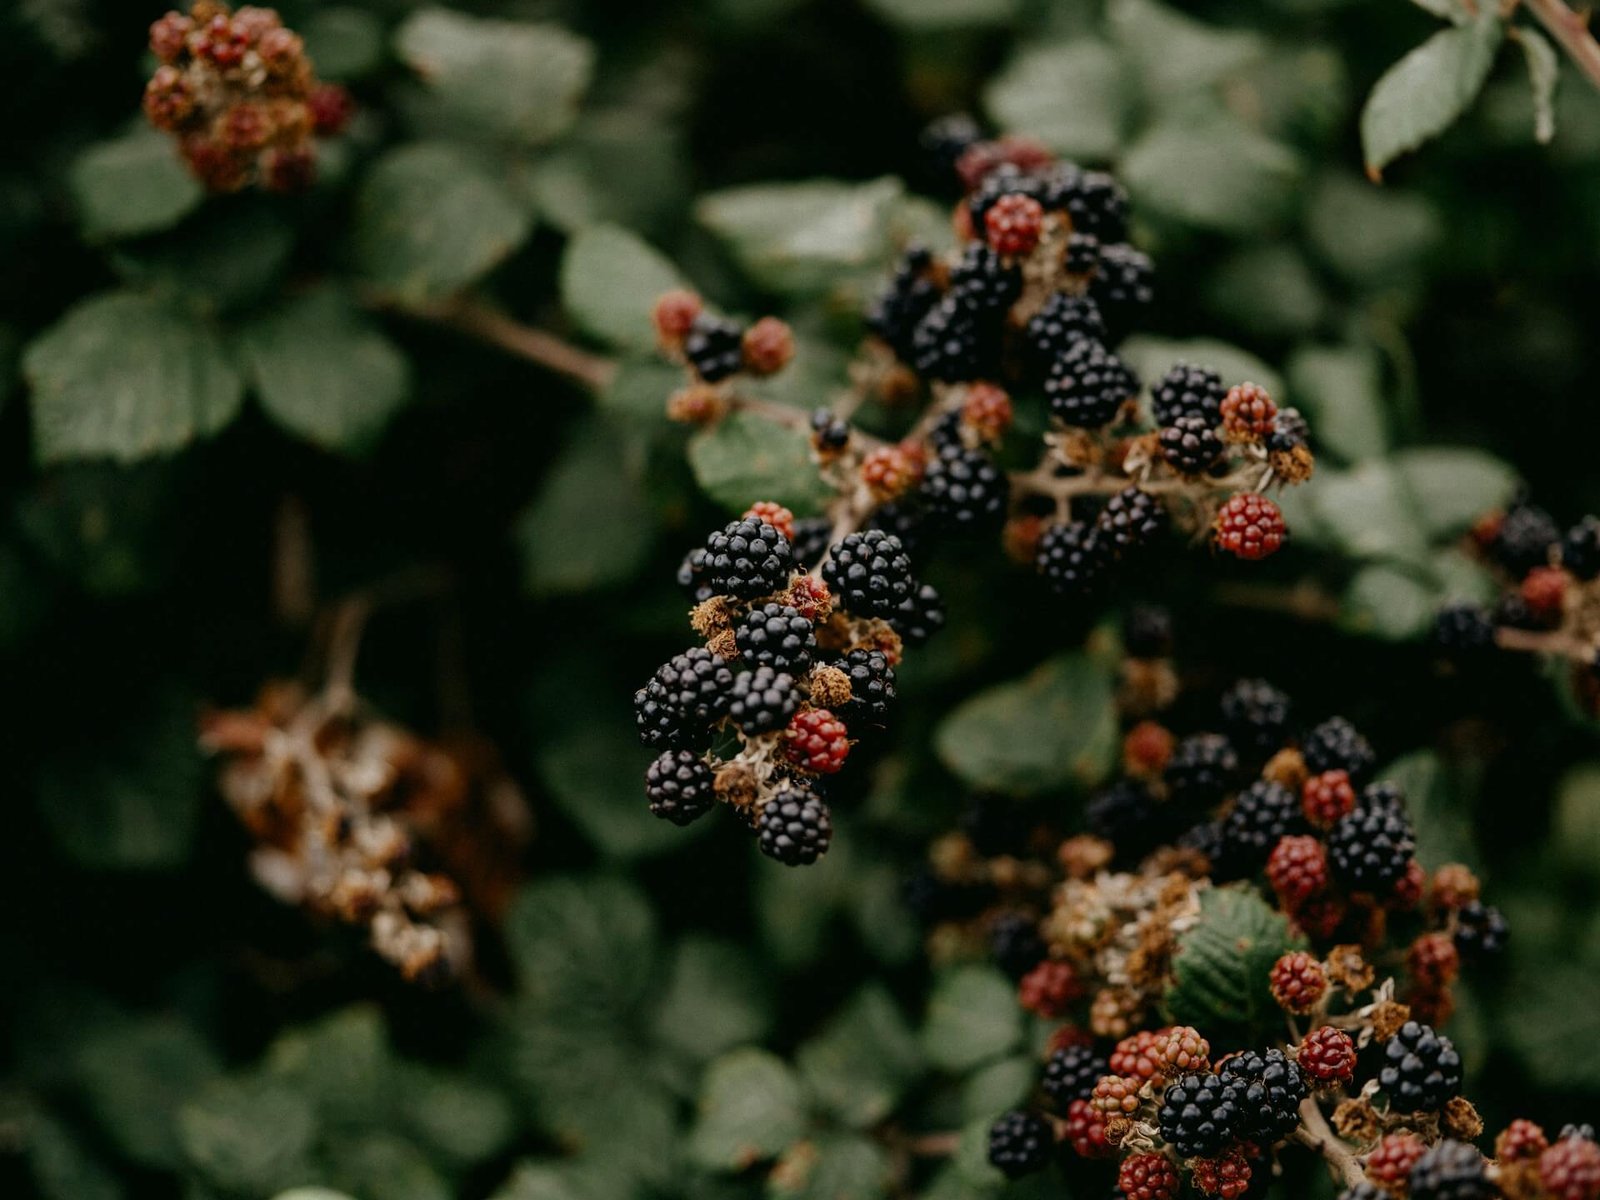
1378 1021 1463 1113
1302 716 1377 784
1221 677 1293 757
1408 1140 1493 1200
1164 733 1239 806
987 1109 1055 1178
1159 414 1224 476
1041 1044 1108 1106
634 647 734 748
1036 521 1109 598
1158 1072 1243 1157
727 667 799 733
1218 1049 1307 1142
864 245 939 360
1097 486 1165 553
1214 779 1304 878
683 314 745 383
1453 900 1508 959
1044 337 1139 428
1152 362 1226 426
839 648 896 718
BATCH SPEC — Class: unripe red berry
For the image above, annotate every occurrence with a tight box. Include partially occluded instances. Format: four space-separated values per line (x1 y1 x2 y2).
961 381 1013 443
143 66 198 130
1192 1149 1252 1198
197 14 249 67
742 501 796 543
1389 858 1425 909
1430 863 1481 911
1522 566 1568 621
1497 1119 1550 1163
1154 1025 1210 1076
1018 959 1082 1018
652 289 702 347
742 317 794 376
1119 1151 1181 1200
1407 931 1460 990
954 135 1051 191
308 83 355 135
149 12 193 61
1297 1025 1356 1086
1366 1131 1426 1191
1293 893 1346 940
220 101 272 150
1122 720 1174 777
785 709 849 774
1089 1073 1142 1118
1214 492 1287 561
984 193 1045 257
261 144 315 192
1540 1134 1600 1200
1063 1098 1112 1158
861 443 925 501
1302 769 1356 828
1220 382 1278 443
1109 1029 1166 1082
1268 834 1329 909
667 384 725 425
1269 951 1327 1014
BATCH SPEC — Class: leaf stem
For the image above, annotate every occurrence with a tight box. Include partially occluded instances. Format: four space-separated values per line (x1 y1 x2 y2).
1519 0 1600 90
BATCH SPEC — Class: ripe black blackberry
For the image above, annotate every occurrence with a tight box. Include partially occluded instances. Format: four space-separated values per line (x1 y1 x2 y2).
1036 520 1109 598
757 786 833 865
702 517 795 599
1494 591 1549 632
735 602 816 673
1041 1044 1110 1108
1158 1072 1243 1158
1151 362 1226 427
1178 819 1225 865
1493 501 1560 576
1164 733 1239 807
644 750 717 826
823 529 914 619
1220 678 1293 758
1217 1049 1307 1143
1339 1186 1387 1200
1407 1140 1492 1200
987 1109 1054 1179
1123 604 1175 657
811 407 851 452
727 666 800 734
866 500 928 558
921 442 1008 530
920 112 983 175
1024 291 1107 365
1065 231 1100 275
1158 415 1224 476
1378 1021 1462 1113
990 910 1047 979
839 648 896 719
948 243 1024 313
677 547 716 604
1045 337 1139 428
1302 716 1377 784
1091 242 1154 334
1361 780 1407 811
1433 603 1495 651
910 294 999 382
889 582 947 645
634 648 735 747
1561 515 1600 581
1214 779 1305 879
966 163 1047 231
865 245 940 361
1327 805 1415 892
1088 779 1179 862
788 516 833 567
683 313 745 383
1267 407 1311 455
1452 900 1509 960
1096 485 1165 554
1039 163 1129 242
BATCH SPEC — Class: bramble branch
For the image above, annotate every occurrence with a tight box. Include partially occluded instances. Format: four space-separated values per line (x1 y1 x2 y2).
1520 0 1600 91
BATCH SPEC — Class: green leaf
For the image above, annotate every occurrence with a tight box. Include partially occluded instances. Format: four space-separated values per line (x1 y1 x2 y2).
598 357 680 424
395 1067 516 1169
1392 447 1518 540
859 0 1017 28
535 725 694 859
23 292 244 464
394 9 594 145
934 653 1116 794
655 938 775 1065
239 287 410 455
768 1135 891 1199
354 144 533 303
262 1006 392 1127
1361 13 1504 177
1553 764 1600 880
1301 461 1431 565
527 109 692 237
561 225 685 352
177 1078 318 1196
960 1056 1036 1124
75 1016 221 1169
326 1133 451 1200
1204 244 1325 339
302 8 386 81
1287 344 1388 463
688 410 831 515
796 985 923 1128
1165 886 1303 1035
489 1163 615 1200
1499 960 1600 1088
695 178 904 298
16 460 187 596
110 201 296 316
1122 115 1301 234
516 416 655 596
15 1103 125 1200
504 876 658 1018
69 127 201 241
983 41 1127 160
1517 27 1559 143
920 966 1023 1073
1119 336 1284 401
689 1049 807 1171
1342 563 1439 641
1382 750 1478 868
1107 0 1266 99
36 682 205 869
1304 173 1442 285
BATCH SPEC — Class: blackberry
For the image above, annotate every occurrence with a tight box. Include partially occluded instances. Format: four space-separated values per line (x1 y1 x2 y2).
683 313 745 383
811 407 851 452
1214 779 1305 879
1045 337 1139 428
1024 291 1107 365
1378 1021 1462 1113
1157 1072 1243 1158
990 910 1046 979
824 530 915 619
634 648 734 747
1453 900 1509 960
961 793 1031 856
1039 163 1129 242
644 750 716 826
987 1109 1054 1179
1561 516 1600 581
1268 407 1311 453
757 786 832 865
1064 231 1101 276
1091 242 1155 334
727 666 800 734
1493 502 1560 576
1217 1049 1307 1144
1096 486 1165 554
702 517 795 599
920 112 983 176
1327 805 1415 892
1433 603 1495 651
910 294 999 382
1159 415 1224 476
966 163 1046 231
1494 591 1547 631
1151 362 1226 427
1042 1044 1110 1108
788 516 833 567
1221 678 1293 758
1339 1186 1387 1200
1037 520 1110 598
735 602 816 673
948 243 1024 313
677 547 716 604
889 582 946 646
1123 604 1175 657
1164 733 1239 807
1408 1140 1492 1200
921 442 1008 530
1178 819 1225 865
1089 780 1182 862
865 245 940 361
866 500 927 558
1302 716 1377 784
1361 780 1407 811
840 648 896 719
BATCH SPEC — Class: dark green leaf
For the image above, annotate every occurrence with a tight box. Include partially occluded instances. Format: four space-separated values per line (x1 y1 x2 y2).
1554 764 1600 880
1361 13 1504 177
796 985 922 1128
1287 343 1388 463
1122 115 1301 234
655 938 775 1064
1164 886 1302 1034
110 201 296 316
1108 0 1266 98
960 1056 1035 1123
689 410 831 515
859 0 1017 28
504 876 658 1018
768 1135 891 1199
688 1049 807 1171
75 1016 221 1169
1301 462 1431 565
983 42 1127 160
1342 563 1439 640
920 966 1023 1073
302 8 386 81
395 1066 517 1169
262 1006 392 1128
561 225 685 352
69 127 201 241
325 1133 450 1200
1304 173 1442 285
535 723 696 858
177 1078 318 1196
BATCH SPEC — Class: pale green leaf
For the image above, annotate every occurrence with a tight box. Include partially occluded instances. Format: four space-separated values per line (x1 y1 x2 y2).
796 985 923 1128
1301 462 1430 565
983 41 1127 160
1122 115 1301 233
1554 764 1600 880
302 8 386 81
1107 0 1266 98
689 1049 807 1171
561 225 684 352
860 0 1017 28
768 1135 891 1199
504 876 658 1017
1287 343 1388 463
1305 173 1442 285
1361 13 1504 177
1120 335 1284 401
75 1017 221 1169
1392 446 1518 539
69 127 201 241
1342 563 1439 641
654 938 774 1064
920 966 1023 1073
688 410 831 515
177 1078 317 1196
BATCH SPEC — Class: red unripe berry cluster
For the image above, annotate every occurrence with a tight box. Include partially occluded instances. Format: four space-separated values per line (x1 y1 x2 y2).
1407 931 1461 989
984 193 1045 257
653 289 703 347
1213 492 1287 560
1155 1025 1210 1076
1018 959 1082 1018
1109 1029 1166 1081
1302 769 1357 827
1269 950 1327 1014
785 709 850 774
1366 1132 1427 1191
1191 1149 1252 1198
1297 1025 1356 1085
1064 1098 1112 1158
1522 565 1568 621
742 501 796 543
1540 1134 1600 1200
1119 1152 1181 1200
741 317 795 376
861 444 925 501
1497 1119 1551 1163
1267 834 1329 908
961 382 1014 443
1219 382 1278 442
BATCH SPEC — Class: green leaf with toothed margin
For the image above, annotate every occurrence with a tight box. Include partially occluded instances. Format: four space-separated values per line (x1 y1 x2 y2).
688 410 831 516
1165 885 1303 1036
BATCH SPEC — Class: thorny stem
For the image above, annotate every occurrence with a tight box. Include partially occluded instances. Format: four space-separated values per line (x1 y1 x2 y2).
1294 1097 1366 1189
1519 0 1600 91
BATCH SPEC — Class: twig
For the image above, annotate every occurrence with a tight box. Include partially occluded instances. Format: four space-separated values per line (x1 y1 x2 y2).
1520 0 1600 91
1294 1097 1366 1188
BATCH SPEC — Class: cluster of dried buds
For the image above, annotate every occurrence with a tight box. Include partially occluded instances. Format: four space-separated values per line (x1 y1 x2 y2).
143 2 352 192
199 681 530 981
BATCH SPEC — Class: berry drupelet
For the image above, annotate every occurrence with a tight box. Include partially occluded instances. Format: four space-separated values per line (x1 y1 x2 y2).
1452 900 1509 960
644 751 716 826
890 582 947 645
1215 779 1305 878
948 242 1024 313
757 786 833 865
1091 242 1155 332
839 648 896 720
1217 1048 1307 1143
910 294 998 382
1408 1140 1493 1200
1040 162 1130 241
1378 1021 1463 1113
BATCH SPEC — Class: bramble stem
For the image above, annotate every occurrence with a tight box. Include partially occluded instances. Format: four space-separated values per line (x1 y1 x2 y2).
1520 0 1600 91
1294 1097 1366 1188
